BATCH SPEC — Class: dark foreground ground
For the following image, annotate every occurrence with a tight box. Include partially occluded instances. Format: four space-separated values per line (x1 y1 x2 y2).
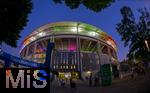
50 73 150 93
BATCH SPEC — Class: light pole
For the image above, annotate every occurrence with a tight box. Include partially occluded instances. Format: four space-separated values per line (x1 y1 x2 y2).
145 40 150 52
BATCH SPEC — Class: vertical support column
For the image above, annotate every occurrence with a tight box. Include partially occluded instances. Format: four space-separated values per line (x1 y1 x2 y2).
21 49 25 57
107 47 112 70
74 51 76 64
33 42 37 62
107 47 113 79
114 51 118 59
107 47 111 58
25 46 29 59
66 51 68 65
77 23 82 72
97 42 102 68
97 41 102 86
79 37 82 72
112 50 114 58
76 23 79 71
107 47 112 63
112 50 116 60
76 23 82 79
45 42 55 68
49 36 55 69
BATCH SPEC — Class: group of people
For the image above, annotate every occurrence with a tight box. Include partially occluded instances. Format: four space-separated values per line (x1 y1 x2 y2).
89 73 99 87
58 77 77 92
52 72 101 93
131 63 146 78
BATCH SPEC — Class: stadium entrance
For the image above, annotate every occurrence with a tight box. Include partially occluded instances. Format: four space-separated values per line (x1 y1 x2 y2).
51 51 78 72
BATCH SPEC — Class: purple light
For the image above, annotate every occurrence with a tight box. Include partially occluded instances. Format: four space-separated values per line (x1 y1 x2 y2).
68 42 76 51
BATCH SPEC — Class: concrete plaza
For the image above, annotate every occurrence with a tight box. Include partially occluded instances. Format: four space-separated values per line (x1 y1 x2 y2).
50 73 150 93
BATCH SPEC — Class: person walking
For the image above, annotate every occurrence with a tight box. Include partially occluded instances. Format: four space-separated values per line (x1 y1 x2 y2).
94 76 98 86
70 78 77 92
131 67 135 79
89 73 93 86
60 79 65 87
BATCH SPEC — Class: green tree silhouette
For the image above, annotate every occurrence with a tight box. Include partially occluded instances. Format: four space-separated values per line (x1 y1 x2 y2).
53 0 115 12
116 6 150 62
0 0 32 47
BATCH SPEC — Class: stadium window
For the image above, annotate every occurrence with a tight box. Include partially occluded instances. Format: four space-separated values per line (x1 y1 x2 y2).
63 66 65 69
71 66 73 69
66 66 68 69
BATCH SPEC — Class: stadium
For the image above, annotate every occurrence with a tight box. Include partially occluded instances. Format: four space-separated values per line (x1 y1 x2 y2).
20 21 118 79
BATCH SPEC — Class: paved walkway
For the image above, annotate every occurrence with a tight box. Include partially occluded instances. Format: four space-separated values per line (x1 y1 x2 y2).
50 73 150 93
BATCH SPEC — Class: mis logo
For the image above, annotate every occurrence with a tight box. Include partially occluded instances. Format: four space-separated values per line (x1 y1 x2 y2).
6 69 49 88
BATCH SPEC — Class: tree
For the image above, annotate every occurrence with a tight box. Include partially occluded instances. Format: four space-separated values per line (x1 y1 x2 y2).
0 0 32 47
116 6 150 62
53 0 115 12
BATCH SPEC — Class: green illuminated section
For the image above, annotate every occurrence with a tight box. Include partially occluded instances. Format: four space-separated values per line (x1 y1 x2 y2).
50 23 101 40
79 23 96 31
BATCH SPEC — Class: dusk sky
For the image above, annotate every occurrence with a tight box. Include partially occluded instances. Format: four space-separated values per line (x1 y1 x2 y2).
2 0 150 61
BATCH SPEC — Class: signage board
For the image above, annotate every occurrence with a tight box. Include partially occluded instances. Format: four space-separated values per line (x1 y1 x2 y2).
100 64 112 86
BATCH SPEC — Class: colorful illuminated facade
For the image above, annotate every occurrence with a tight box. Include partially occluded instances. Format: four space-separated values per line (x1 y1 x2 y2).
20 22 118 78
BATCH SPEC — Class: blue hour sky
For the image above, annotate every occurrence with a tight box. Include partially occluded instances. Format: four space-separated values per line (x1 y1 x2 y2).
1 0 150 61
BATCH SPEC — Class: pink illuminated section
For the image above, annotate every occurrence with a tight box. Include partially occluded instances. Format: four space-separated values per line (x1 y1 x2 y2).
68 41 76 51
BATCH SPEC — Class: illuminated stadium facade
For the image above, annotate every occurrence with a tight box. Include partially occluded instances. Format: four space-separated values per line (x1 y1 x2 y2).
20 22 118 78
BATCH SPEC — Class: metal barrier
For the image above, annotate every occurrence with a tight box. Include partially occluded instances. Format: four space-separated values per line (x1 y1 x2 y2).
0 42 54 68
0 51 43 68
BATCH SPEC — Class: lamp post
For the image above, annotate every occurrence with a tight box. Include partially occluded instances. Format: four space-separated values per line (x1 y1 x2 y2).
145 40 150 52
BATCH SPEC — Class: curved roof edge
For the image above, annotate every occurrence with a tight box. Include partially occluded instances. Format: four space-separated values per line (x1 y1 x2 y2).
20 21 117 53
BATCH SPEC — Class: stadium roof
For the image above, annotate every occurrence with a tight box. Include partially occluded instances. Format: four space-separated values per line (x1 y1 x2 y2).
20 22 117 52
